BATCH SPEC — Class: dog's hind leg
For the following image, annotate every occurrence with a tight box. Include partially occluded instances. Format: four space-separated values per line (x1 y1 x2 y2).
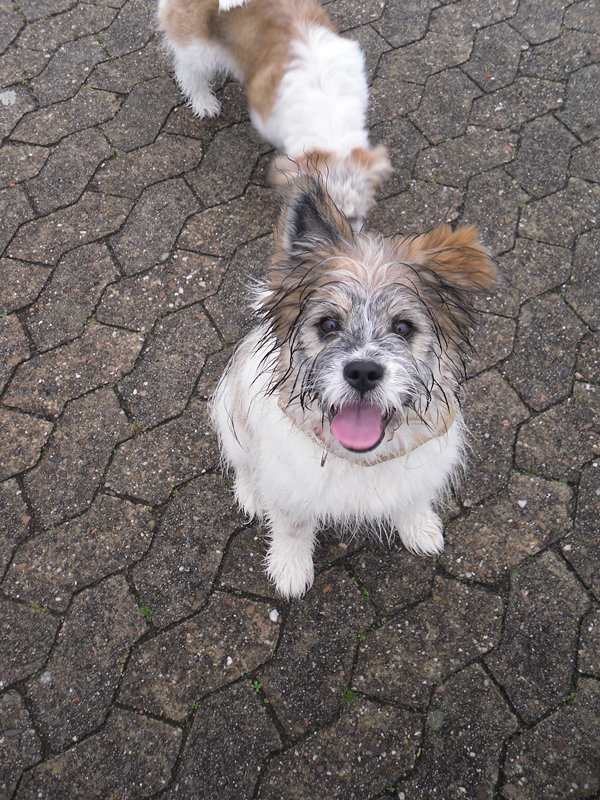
265 511 317 599
168 41 227 118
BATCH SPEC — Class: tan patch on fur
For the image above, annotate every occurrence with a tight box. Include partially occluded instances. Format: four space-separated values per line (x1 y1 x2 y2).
405 223 498 292
159 0 334 120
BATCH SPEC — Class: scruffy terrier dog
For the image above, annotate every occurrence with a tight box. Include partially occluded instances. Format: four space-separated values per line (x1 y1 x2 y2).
211 177 497 598
158 0 391 230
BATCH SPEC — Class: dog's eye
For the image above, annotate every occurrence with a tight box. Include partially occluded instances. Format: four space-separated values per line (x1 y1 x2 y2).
393 320 414 338
319 318 341 335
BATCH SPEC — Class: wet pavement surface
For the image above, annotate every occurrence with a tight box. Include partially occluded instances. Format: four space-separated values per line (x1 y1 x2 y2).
1 0 599 798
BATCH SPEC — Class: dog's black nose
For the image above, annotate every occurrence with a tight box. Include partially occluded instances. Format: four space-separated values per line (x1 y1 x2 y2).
343 360 383 394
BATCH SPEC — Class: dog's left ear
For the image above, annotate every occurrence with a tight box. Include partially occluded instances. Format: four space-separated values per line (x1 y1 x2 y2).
413 223 498 292
277 174 354 254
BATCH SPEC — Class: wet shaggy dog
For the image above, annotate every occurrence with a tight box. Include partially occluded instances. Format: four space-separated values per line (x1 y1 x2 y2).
211 177 498 598
158 0 391 230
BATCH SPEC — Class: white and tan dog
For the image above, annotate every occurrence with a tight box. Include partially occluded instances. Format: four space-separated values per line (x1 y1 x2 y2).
158 0 391 230
211 177 498 598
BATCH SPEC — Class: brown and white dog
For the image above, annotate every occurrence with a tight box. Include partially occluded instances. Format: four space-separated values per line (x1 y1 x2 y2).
211 176 498 598
158 0 391 230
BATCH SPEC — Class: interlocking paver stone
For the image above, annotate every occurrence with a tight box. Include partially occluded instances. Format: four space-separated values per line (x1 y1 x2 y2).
376 32 473 85
2 494 154 611
164 681 282 800
562 461 600 599
23 387 130 524
204 234 274 342
511 0 570 44
429 0 517 34
97 0 156 57
16 708 181 799
218 524 279 598
506 114 579 198
515 381 600 481
503 294 587 411
118 305 220 427
0 596 59 687
461 369 530 504
0 86 36 141
470 77 566 130
258 570 374 735
0 408 53 482
0 2 23 52
565 228 600 330
522 28 600 80
570 138 600 183
0 691 42 798
486 551 591 724
443 473 574 583
92 133 202 197
7 191 132 265
0 313 29 392
119 592 280 720
367 181 463 235
104 398 219 503
25 574 146 751
577 332 600 384
502 678 600 799
179 185 280 258
0 479 31 577
409 68 481 143
399 664 518 800
110 178 199 276
355 576 504 706
415 126 516 186
102 76 181 152
519 178 600 247
0 185 34 255
369 116 427 197
96 250 225 330
26 128 112 216
488 239 572 317
0 143 48 189
347 542 434 615
557 62 600 141
578 607 600 676
27 242 118 351
462 166 528 255
0 258 50 315
132 474 240 628
463 21 526 92
4 323 143 417
29 35 107 107
17 4 118 52
11 87 120 145
372 0 436 48
467 311 516 375
87 36 168 93
258 698 421 800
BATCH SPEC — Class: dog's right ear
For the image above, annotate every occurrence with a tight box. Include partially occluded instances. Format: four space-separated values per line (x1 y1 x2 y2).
277 175 353 254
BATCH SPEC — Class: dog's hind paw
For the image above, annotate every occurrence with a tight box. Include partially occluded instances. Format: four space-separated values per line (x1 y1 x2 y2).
397 510 444 557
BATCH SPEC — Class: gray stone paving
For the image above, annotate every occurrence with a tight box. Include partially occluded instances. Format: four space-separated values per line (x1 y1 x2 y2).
0 0 599 797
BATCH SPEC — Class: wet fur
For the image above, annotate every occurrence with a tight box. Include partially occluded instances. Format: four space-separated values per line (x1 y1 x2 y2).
210 177 497 598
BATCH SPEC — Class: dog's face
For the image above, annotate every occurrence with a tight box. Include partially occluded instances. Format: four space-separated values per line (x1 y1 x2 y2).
259 176 497 461
268 146 392 232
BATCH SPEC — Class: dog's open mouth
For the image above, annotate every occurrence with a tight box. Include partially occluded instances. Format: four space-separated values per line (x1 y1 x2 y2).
330 403 390 452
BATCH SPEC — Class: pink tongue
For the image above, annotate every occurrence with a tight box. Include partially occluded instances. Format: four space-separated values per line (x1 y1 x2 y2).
330 403 385 451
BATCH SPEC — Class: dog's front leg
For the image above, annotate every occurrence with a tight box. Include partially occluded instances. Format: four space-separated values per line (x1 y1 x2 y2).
265 511 317 599
394 507 445 558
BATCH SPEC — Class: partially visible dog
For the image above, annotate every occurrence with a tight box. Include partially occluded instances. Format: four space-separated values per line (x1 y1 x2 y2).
158 0 391 230
210 176 498 598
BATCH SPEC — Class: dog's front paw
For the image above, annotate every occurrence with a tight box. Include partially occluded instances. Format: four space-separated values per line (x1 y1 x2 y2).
189 95 221 119
397 510 444 557
265 522 316 599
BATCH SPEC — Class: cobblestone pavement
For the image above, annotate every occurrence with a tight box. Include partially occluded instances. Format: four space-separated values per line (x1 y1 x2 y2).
1 0 599 798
